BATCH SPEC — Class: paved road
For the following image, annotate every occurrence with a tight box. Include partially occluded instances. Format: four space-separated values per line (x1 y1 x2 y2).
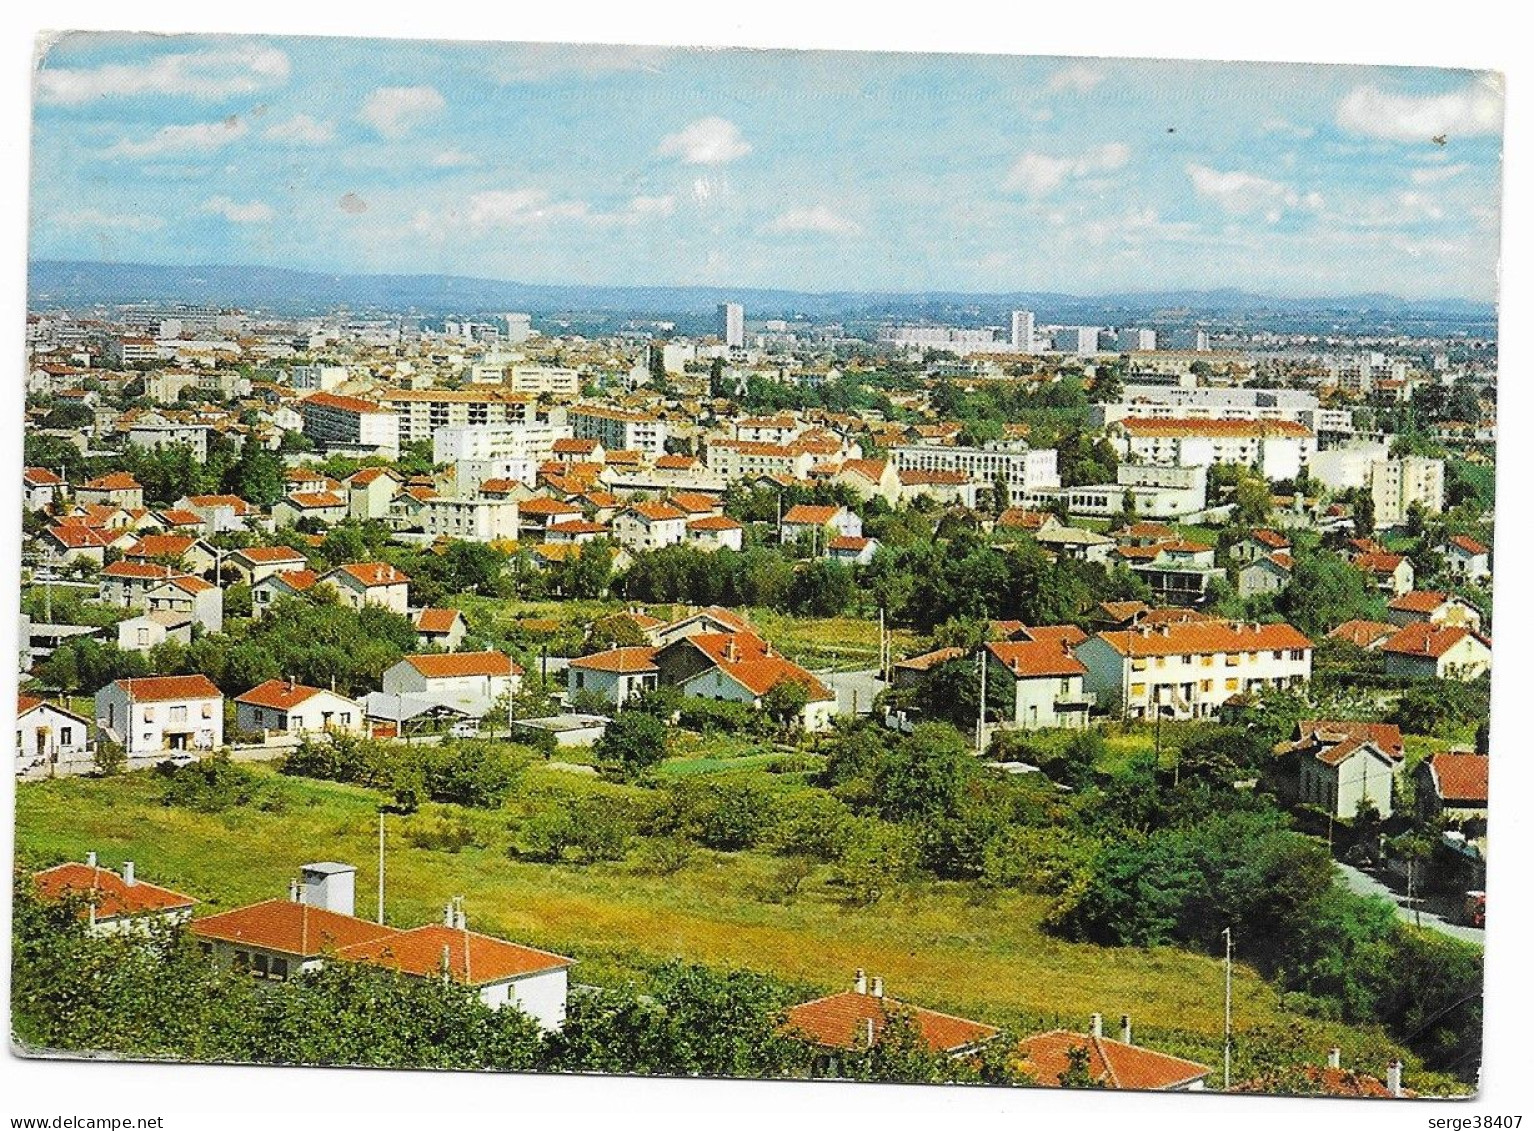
1334 862 1485 947
814 668 887 716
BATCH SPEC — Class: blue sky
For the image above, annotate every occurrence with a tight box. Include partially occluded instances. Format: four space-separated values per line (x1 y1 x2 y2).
28 34 1505 300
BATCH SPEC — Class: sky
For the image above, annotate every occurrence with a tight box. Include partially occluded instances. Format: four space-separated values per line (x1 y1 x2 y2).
27 34 1506 302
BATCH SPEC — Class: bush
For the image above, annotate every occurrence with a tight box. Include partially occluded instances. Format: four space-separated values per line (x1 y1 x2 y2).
402 811 481 853
661 777 780 851
594 712 670 778
832 818 917 906
158 755 270 813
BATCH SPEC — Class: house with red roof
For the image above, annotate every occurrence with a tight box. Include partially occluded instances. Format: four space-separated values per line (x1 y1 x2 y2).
780 503 861 548
413 607 468 652
225 545 310 587
123 533 217 576
93 674 224 762
1440 534 1490 584
320 562 411 615
1078 619 1313 720
1417 751 1489 828
1381 623 1492 682
344 466 402 521
567 646 660 708
144 575 223 633
251 568 320 615
655 629 837 731
1016 1013 1210 1091
234 679 365 737
1273 720 1404 819
985 635 1094 731
1327 619 1397 650
381 651 523 713
273 489 349 528
16 694 94 778
76 472 143 510
1385 590 1482 631
613 501 688 551
1353 551 1415 597
784 970 999 1074
34 856 195 937
829 458 901 506
22 466 67 512
685 513 745 553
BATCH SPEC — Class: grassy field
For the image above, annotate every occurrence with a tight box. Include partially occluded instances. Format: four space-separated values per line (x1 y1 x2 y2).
13 763 1412 1074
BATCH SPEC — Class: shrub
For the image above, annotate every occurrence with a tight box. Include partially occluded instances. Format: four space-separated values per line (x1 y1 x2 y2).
158 755 270 813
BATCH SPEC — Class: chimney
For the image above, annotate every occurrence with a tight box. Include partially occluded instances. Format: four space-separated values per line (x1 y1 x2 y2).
122 861 135 886
853 968 868 994
1090 1013 1103 1038
455 909 467 930
86 851 97 868
441 944 452 980
289 878 300 902
445 903 454 926
864 1018 876 1048
871 977 884 999
1387 1060 1403 1097
1120 1014 1131 1045
1328 1047 1341 1069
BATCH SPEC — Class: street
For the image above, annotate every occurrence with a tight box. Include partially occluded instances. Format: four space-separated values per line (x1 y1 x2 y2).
1334 861 1485 947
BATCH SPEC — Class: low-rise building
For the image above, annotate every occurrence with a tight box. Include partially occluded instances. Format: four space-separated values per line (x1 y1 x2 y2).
566 646 660 708
1381 623 1492 681
413 607 469 652
33 857 195 937
381 651 523 714
321 562 411 615
234 679 365 737
94 674 224 762
985 636 1093 731
1017 1015 1210 1091
16 694 94 778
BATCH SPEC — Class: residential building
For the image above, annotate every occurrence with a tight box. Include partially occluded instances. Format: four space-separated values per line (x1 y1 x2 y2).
780 504 862 548
16 694 94 778
1371 455 1445 528
890 442 1060 505
509 365 581 396
1385 591 1482 630
985 636 1093 731
567 646 661 708
1381 623 1492 681
381 651 523 714
234 680 365 737
127 422 212 462
299 392 400 458
413 608 469 652
22 466 67 511
344 468 401 521
288 364 350 392
654 630 837 731
380 388 542 445
320 562 410 614
423 496 519 543
1237 552 1294 598
685 514 745 552
225 545 309 587
1441 535 1491 584
33 857 195 937
1273 720 1404 819
613 502 688 551
1017 1016 1210 1091
144 576 223 633
1010 310 1037 353
717 302 745 349
273 490 349 527
1077 620 1313 720
1107 418 1315 481
77 472 144 510
251 569 320 616
94 674 224 762
569 405 667 456
1417 751 1489 827
826 535 880 565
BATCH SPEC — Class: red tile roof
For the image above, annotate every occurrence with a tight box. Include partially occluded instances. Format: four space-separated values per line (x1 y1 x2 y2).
1119 417 1312 438
302 391 386 414
234 545 308 564
125 534 200 559
331 562 410 587
191 899 399 957
101 561 183 580
569 646 659 673
893 646 967 673
402 651 521 679
986 639 1087 678
687 515 743 532
24 466 66 486
1328 619 1397 647
413 608 465 634
235 679 342 711
1448 535 1488 556
1428 752 1489 804
1381 622 1489 659
1387 589 1453 614
1095 619 1311 658
82 472 142 491
337 924 572 986
1017 1030 1210 1090
785 990 999 1054
286 490 347 509
1298 719 1405 760
782 504 841 525
110 674 222 702
33 862 196 920
627 501 686 522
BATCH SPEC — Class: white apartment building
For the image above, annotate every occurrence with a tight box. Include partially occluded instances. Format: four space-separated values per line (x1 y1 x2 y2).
889 443 1060 502
509 365 581 395
504 313 534 344
1093 385 1352 438
1010 310 1037 353
1051 326 1101 355
288 365 350 392
299 392 400 458
1023 464 1208 520
569 405 668 456
1116 328 1157 352
126 422 212 461
704 439 816 481
718 302 745 349
1372 455 1445 528
877 325 998 355
423 496 519 543
94 674 224 762
380 389 542 445
1108 418 1315 481
1078 620 1313 721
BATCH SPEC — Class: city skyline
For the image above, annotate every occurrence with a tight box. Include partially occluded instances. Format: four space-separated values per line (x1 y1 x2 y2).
30 35 1504 302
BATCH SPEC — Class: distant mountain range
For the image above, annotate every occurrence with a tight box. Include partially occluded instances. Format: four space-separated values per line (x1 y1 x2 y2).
27 259 1496 332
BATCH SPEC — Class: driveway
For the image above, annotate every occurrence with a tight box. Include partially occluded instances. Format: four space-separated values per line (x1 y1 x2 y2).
814 668 887 716
1334 862 1485 947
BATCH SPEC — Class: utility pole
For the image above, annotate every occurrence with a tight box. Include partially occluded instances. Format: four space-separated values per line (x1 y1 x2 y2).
377 810 386 925
1222 926 1233 1090
975 646 987 752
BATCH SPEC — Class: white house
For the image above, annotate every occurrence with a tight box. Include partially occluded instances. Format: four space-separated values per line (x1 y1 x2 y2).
826 535 880 565
685 515 745 553
16 694 94 778
985 637 1094 731
23 466 67 511
117 611 193 654
381 651 523 714
94 674 224 763
1275 720 1404 820
225 545 310 587
423 496 519 544
612 502 688 551
567 647 661 708
321 562 411 615
144 576 223 633
1441 535 1491 584
1381 624 1492 681
234 679 365 737
658 631 838 731
413 608 469 652
780 504 862 548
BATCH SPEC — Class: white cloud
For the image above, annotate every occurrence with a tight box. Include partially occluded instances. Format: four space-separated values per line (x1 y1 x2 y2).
263 114 334 145
50 208 164 232
467 189 589 226
656 117 751 165
1411 163 1469 185
431 147 479 168
1046 64 1105 94
103 118 247 158
1261 117 1315 140
37 43 289 105
201 195 274 223
1004 143 1129 195
766 206 861 236
1186 163 1305 221
1336 74 1503 141
359 86 445 139
628 195 676 216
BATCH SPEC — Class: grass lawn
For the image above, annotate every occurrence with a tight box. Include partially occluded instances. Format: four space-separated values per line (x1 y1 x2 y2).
14 765 1411 1075
745 608 921 670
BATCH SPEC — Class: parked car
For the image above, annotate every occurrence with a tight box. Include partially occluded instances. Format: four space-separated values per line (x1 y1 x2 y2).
1463 890 1486 927
449 721 480 739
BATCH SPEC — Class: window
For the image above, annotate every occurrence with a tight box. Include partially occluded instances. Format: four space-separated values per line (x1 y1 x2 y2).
1131 658 1147 671
271 957 289 981
1225 678 1238 691
1129 683 1147 697
1272 650 1283 661
252 953 270 979
170 705 187 723
202 702 213 718
1200 680 1212 692
144 707 156 722
233 950 250 972
60 726 73 744
1290 649 1305 661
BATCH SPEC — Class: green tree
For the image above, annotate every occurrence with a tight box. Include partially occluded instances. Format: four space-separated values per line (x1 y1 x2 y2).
593 710 669 777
